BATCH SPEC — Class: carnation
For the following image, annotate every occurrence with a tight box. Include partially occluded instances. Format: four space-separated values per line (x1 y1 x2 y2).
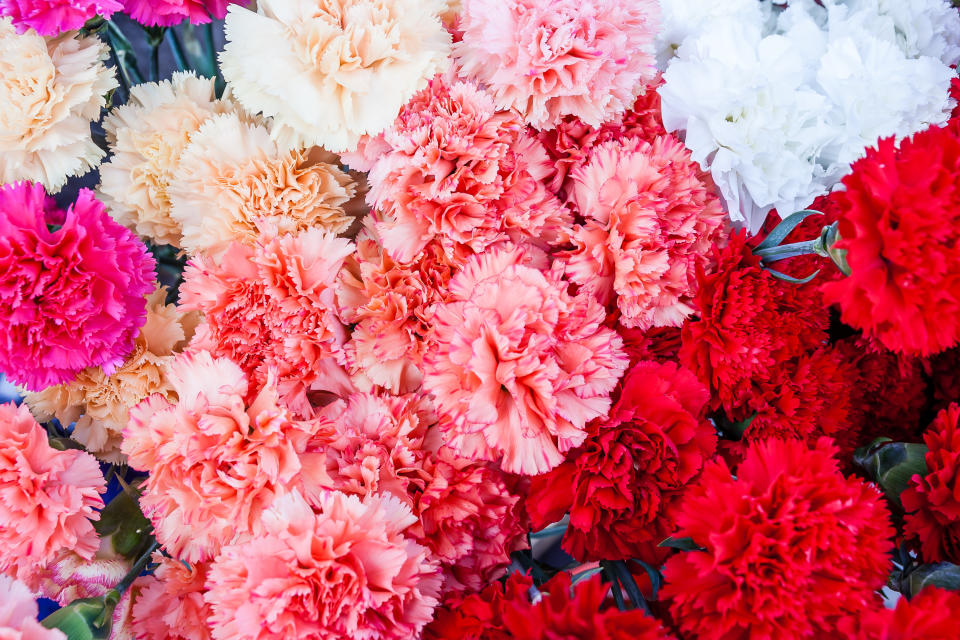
453 0 660 129
0 573 67 640
124 0 238 27
0 0 122 35
131 555 212 640
0 19 117 191
170 113 356 258
0 182 155 391
220 0 451 152
423 245 628 475
838 586 960 639
661 437 894 639
99 73 236 248
655 0 768 68
26 541 128 606
205 490 442 640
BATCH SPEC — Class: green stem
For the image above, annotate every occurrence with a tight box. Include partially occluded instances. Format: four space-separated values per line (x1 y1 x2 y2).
754 239 820 262
105 22 144 85
204 22 225 95
150 44 160 82
114 540 159 596
166 28 189 72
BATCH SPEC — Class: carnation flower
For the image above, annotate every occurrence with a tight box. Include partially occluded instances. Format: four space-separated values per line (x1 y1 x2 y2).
661 437 894 639
423 245 628 475
0 182 155 391
205 490 442 640
169 113 356 257
369 75 570 263
619 325 682 367
220 0 451 152
0 19 116 191
0 402 105 578
124 0 237 27
453 0 660 129
0 0 122 35
131 555 212 640
902 403 960 564
846 0 960 66
822 122 960 355
27 540 128 606
655 0 767 68
0 573 66 640
99 73 236 248
25 287 198 462
838 585 960 639
122 351 323 562
562 135 725 330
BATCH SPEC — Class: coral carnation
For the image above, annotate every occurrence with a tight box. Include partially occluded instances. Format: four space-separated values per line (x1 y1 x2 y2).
0 574 66 640
131 555 212 640
0 182 155 391
0 0 121 35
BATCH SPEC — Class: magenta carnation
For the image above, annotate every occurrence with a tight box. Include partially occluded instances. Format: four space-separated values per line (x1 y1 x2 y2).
0 0 122 35
123 0 236 27
0 182 155 391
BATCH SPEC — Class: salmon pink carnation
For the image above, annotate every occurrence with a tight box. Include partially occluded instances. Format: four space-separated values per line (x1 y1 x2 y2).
0 574 66 640
205 490 442 640
0 182 155 391
453 0 660 130
124 0 237 27
131 555 212 640
0 0 121 35
423 245 628 475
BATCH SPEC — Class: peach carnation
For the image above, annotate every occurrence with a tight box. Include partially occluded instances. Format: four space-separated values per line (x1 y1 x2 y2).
131 555 212 640
0 19 116 190
25 286 198 462
0 402 104 578
122 350 324 562
422 244 628 474
453 0 659 129
220 0 451 152
563 135 726 330
0 574 66 640
370 75 571 263
169 113 357 258
205 490 442 640
99 73 236 247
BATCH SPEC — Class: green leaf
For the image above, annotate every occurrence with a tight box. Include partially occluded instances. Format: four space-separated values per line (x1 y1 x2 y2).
657 536 704 551
42 592 118 640
755 209 823 251
570 566 604 586
765 267 821 284
854 439 928 508
94 491 153 559
907 563 960 596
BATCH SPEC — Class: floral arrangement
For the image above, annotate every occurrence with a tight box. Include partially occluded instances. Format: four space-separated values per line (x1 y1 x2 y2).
1 0 960 638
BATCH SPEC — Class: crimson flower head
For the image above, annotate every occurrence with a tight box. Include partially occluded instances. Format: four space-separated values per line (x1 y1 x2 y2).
837 586 960 639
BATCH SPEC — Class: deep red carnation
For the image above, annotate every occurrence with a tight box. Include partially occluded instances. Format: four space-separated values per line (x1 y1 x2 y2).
837 587 960 639
822 121 960 356
928 347 960 417
661 437 895 639
527 360 716 563
618 326 682 368
902 403 960 563
848 339 928 444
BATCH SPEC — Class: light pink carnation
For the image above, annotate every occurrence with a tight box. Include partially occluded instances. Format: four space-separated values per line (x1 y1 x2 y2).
0 0 121 35
122 351 325 562
131 555 212 640
422 244 628 474
124 0 237 27
0 182 155 391
0 574 65 640
369 75 571 263
205 490 441 640
453 0 659 129
0 402 104 578
563 136 726 330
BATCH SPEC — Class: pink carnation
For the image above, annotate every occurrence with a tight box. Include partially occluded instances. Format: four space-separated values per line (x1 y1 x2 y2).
562 135 726 330
0 182 155 391
205 490 441 640
122 350 327 562
369 75 571 263
0 574 65 640
131 555 212 640
0 0 122 35
422 244 628 475
0 402 104 578
124 0 236 27
453 0 660 129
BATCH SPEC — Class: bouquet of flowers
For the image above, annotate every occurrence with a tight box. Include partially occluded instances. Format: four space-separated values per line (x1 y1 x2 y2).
2 0 960 638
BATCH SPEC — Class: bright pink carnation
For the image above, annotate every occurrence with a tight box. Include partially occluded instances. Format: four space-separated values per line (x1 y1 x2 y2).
0 402 105 578
563 135 725 330
0 0 121 35
453 0 660 129
0 182 155 391
0 574 66 640
123 0 236 27
131 555 212 640
205 490 441 640
422 244 628 475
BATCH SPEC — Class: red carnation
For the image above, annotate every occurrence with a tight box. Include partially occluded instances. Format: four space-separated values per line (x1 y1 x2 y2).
661 437 894 639
928 347 960 417
619 326 682 368
527 360 716 563
902 403 960 563
821 121 960 356
849 340 928 444
838 587 960 639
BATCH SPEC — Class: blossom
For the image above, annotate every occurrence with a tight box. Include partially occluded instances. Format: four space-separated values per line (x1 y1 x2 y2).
124 0 238 27
99 73 236 248
822 122 960 355
423 245 628 474
0 19 117 191
902 403 960 563
169 113 356 258
838 586 960 639
0 574 66 640
122 351 323 562
0 0 122 35
131 555 212 640
205 490 442 640
654 0 768 69
369 75 571 263
25 287 198 462
562 135 725 330
0 402 105 578
453 0 660 129
661 437 895 639
26 538 128 605
0 182 155 391
220 0 451 152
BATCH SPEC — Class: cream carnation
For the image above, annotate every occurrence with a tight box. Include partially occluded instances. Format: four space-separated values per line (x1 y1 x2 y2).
220 0 451 152
98 73 235 247
169 113 356 258
0 18 116 191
